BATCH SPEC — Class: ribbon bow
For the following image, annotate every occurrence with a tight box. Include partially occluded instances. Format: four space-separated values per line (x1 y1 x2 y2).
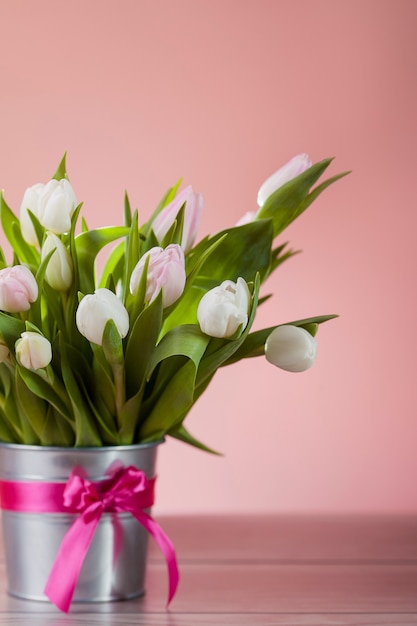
44 465 179 613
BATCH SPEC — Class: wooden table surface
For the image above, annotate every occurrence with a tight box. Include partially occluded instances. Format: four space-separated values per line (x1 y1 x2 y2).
0 515 416 625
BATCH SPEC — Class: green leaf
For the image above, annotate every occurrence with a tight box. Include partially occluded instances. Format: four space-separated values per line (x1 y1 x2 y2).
98 240 125 289
52 153 68 181
16 365 73 424
256 158 334 236
118 387 144 445
138 358 197 440
146 324 210 380
15 370 68 446
102 318 124 367
296 170 351 214
138 325 211 440
59 336 102 446
0 192 39 265
74 226 129 294
66 342 118 444
26 209 45 248
125 293 163 398
223 314 339 363
189 220 273 286
123 210 140 303
168 424 222 455
124 191 132 227
0 312 25 351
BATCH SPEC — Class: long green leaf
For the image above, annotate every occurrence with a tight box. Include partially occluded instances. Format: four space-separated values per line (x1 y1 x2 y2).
256 158 333 236
223 314 339 363
52 153 68 180
59 336 102 446
168 424 222 455
75 226 129 293
125 294 163 398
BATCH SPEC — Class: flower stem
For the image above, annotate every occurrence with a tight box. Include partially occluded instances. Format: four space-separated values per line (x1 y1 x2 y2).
112 363 125 430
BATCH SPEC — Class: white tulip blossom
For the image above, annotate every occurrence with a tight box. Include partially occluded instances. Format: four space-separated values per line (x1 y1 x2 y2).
257 153 312 208
265 325 317 372
16 332 52 370
20 179 77 245
197 277 250 338
41 233 73 291
76 288 129 346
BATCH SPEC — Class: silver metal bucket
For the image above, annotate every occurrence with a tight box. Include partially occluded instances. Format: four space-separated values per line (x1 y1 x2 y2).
0 441 161 603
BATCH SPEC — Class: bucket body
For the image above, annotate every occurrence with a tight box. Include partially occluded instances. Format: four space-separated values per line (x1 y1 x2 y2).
0 442 160 603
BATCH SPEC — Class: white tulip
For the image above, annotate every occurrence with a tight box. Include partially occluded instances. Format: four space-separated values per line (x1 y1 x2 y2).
16 332 52 370
41 233 73 291
76 288 129 346
257 153 312 207
265 325 317 372
197 277 250 338
235 211 256 226
20 179 77 245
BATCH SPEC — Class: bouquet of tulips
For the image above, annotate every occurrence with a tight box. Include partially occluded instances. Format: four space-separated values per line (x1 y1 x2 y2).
0 154 346 449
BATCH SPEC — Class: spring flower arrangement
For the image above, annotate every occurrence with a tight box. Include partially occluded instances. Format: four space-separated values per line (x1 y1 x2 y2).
0 154 347 450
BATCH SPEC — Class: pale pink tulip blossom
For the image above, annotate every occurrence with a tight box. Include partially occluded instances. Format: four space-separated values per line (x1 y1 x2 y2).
15 332 52 370
152 186 203 253
265 325 317 372
257 153 312 207
0 265 38 312
130 244 186 308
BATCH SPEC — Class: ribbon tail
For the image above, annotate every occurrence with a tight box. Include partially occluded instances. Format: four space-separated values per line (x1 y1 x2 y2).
44 512 101 613
132 510 179 605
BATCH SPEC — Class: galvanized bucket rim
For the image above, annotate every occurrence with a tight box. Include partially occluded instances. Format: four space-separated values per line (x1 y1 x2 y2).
0 440 164 453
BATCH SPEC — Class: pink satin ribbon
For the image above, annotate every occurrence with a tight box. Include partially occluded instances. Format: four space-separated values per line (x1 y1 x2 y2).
0 465 179 613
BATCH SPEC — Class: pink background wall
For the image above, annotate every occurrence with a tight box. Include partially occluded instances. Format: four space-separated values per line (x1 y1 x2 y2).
0 0 416 514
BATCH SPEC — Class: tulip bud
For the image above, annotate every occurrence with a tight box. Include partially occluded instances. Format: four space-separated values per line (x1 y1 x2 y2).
0 265 38 313
197 277 250 338
257 153 312 207
130 244 186 308
235 211 256 226
20 179 77 245
76 288 129 346
152 186 203 252
41 233 73 291
265 325 317 372
16 332 52 370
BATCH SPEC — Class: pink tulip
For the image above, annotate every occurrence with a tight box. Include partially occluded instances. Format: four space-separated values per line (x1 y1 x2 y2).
257 153 312 207
152 186 203 252
130 244 186 308
0 265 38 313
